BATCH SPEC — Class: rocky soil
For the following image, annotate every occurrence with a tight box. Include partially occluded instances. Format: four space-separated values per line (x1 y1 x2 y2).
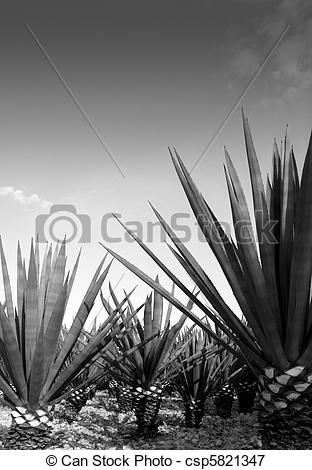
0 392 261 450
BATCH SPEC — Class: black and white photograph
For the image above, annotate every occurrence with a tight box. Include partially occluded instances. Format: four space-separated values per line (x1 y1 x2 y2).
0 0 312 463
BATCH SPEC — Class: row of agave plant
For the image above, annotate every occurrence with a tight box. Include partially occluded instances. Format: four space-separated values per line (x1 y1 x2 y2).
96 286 257 433
1 112 312 450
0 238 254 449
0 239 145 449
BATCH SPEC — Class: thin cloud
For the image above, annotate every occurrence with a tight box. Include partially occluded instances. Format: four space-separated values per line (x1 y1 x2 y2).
0 186 52 209
230 0 312 102
231 49 261 77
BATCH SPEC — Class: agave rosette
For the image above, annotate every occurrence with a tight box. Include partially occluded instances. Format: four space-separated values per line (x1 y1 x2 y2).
102 113 312 445
0 238 132 414
100 279 193 389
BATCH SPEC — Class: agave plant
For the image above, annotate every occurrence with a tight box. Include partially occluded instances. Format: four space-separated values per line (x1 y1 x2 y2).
211 349 241 420
103 113 312 449
100 280 193 436
169 326 235 427
224 320 258 414
53 326 102 423
55 328 144 423
229 364 258 414
0 238 131 449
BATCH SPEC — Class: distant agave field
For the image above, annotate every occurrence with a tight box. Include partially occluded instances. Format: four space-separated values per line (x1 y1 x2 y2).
1 113 312 450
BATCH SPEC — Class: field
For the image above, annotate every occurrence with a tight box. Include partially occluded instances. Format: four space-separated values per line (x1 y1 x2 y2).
0 392 261 450
1 118 312 451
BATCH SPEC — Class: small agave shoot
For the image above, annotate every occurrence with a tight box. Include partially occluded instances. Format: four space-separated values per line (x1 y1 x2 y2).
0 238 129 449
169 326 233 427
224 321 259 415
101 280 194 436
230 364 258 414
104 112 312 449
211 347 240 420
178 324 242 420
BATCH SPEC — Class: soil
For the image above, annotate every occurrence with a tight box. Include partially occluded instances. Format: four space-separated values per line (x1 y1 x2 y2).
0 392 262 450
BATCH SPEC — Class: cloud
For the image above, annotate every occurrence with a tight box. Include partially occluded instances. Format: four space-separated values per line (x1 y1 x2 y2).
231 49 261 77
230 0 312 102
0 186 52 209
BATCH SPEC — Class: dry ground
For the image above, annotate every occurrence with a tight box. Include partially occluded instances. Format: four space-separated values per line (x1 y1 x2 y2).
0 392 261 450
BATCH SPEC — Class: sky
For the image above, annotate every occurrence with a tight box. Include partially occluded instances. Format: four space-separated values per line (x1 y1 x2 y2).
0 0 311 325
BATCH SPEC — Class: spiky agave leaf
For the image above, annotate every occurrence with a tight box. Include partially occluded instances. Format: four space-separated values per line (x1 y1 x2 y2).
0 239 118 413
100 282 195 389
166 325 234 426
43 295 140 403
102 242 258 366
101 113 312 445
102 113 312 372
48 288 155 405
182 326 236 386
100 283 192 435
